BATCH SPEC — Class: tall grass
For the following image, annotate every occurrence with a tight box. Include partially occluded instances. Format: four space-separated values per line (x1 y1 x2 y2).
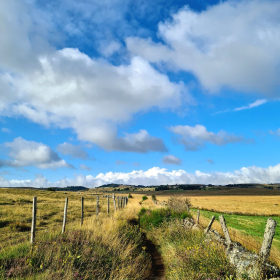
0 194 152 279
139 197 236 280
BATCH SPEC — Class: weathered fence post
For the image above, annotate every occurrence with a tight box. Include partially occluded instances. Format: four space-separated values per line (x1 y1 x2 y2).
121 196 123 208
124 197 126 207
113 193 117 212
30 197 37 244
196 210 200 224
107 195 110 214
259 218 277 262
205 216 215 233
187 205 190 214
62 197 68 234
219 215 231 245
81 197 84 226
96 196 99 216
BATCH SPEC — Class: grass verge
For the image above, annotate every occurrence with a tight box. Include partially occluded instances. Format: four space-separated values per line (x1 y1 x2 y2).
139 206 235 279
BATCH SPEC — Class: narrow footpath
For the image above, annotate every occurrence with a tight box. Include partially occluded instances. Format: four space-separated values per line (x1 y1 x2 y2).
128 218 166 280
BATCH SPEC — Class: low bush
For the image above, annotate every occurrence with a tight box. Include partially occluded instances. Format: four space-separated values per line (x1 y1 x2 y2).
167 197 191 213
128 194 132 198
138 208 190 230
142 196 148 201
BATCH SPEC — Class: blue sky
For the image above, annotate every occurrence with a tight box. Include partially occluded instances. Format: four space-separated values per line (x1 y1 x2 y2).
1 0 280 187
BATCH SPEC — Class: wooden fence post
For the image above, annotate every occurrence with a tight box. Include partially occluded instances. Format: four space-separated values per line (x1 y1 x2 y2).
260 218 277 262
107 195 109 214
30 197 37 244
118 196 120 209
96 196 99 216
62 197 68 234
187 205 190 214
204 216 215 233
124 197 126 207
113 193 117 212
81 197 84 226
219 215 231 245
196 210 200 224
121 196 123 208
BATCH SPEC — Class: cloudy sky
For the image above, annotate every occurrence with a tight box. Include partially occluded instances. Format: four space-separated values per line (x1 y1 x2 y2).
1 0 280 188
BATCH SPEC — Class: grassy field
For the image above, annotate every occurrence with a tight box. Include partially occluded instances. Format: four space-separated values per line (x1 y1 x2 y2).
1 187 280 279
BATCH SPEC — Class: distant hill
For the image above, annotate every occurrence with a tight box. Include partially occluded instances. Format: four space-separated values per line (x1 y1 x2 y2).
9 186 89 192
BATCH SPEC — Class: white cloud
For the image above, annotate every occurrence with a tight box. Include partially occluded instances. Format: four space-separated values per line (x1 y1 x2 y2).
169 124 252 151
100 40 122 57
3 163 280 188
162 155 182 165
1 128 11 133
1 47 183 152
80 164 92 171
234 99 267 111
0 1 190 153
127 0 280 95
57 142 89 159
2 137 73 169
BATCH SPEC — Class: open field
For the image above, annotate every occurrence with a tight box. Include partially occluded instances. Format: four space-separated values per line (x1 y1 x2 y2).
1 187 280 278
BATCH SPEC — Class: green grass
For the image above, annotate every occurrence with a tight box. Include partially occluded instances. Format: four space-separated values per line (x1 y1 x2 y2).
191 209 280 242
141 215 235 279
138 208 190 230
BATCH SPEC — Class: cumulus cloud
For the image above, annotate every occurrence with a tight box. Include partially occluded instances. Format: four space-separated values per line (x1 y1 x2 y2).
57 142 89 159
169 124 252 151
2 48 183 152
2 137 73 169
3 163 280 188
234 99 267 111
80 164 92 171
162 155 182 165
0 1 188 153
1 128 11 133
127 0 280 95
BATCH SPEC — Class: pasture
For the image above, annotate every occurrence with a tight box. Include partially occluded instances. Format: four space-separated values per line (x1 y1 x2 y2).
1 187 280 278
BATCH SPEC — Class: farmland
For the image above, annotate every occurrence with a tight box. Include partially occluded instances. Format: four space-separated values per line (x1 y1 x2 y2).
1 186 280 279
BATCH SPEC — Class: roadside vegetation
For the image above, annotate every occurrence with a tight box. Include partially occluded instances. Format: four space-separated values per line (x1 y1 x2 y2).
139 197 236 279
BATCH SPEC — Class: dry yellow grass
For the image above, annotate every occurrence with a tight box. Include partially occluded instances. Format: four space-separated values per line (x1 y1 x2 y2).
156 194 280 215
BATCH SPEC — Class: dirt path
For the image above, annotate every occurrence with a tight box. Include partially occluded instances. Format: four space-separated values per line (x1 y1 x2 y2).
144 237 166 280
128 219 166 280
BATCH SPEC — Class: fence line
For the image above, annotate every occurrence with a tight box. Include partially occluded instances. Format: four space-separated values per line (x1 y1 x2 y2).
26 194 127 243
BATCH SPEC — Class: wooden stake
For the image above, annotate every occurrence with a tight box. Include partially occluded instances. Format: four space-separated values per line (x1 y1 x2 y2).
219 215 231 245
30 197 37 244
205 216 215 233
62 197 68 234
260 218 277 262
107 195 109 214
113 193 117 211
196 210 200 224
96 196 99 216
118 196 120 209
81 197 84 226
